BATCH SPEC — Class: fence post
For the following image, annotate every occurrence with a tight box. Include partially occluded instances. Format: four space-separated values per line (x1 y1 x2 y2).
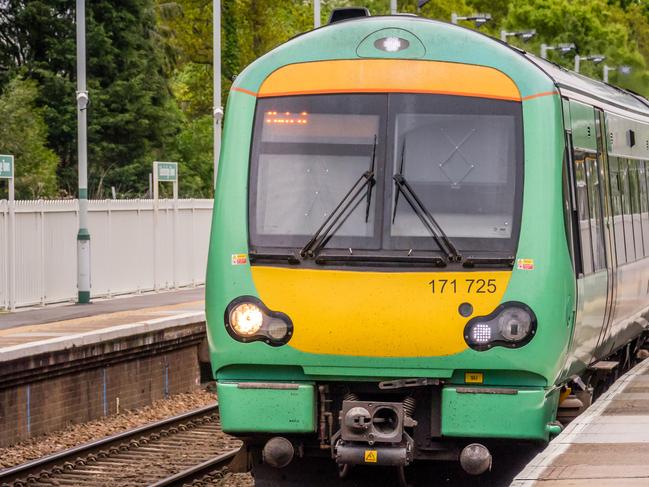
3 202 8 310
153 179 158 292
107 201 112 298
191 200 196 287
8 179 15 311
172 185 178 290
40 200 45 305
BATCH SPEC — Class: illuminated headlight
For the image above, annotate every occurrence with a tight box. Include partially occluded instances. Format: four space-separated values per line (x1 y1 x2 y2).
229 303 263 336
224 297 292 346
464 302 536 351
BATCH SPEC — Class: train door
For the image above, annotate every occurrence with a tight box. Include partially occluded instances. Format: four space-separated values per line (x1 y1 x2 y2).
564 100 611 369
592 109 618 359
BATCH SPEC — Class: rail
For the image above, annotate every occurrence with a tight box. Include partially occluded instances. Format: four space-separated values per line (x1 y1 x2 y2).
0 403 241 487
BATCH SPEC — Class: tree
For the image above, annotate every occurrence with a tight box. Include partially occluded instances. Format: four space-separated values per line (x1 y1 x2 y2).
505 0 646 88
0 0 182 198
0 77 58 199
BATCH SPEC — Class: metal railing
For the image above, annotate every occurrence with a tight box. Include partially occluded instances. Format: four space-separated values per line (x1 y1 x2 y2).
0 199 213 310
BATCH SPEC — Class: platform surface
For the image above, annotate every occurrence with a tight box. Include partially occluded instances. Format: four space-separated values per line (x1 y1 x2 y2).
512 357 649 486
0 288 205 362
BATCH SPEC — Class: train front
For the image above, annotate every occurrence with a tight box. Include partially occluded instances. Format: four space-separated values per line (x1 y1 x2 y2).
206 14 573 483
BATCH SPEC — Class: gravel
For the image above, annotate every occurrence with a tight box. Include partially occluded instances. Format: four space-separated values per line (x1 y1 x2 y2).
0 387 217 470
212 472 254 486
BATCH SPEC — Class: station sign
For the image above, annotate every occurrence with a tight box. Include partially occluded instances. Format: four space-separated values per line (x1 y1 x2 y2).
156 162 178 182
0 155 14 179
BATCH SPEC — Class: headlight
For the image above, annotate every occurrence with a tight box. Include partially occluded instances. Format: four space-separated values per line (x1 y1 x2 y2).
224 296 293 346
498 307 532 342
229 303 264 336
464 302 536 351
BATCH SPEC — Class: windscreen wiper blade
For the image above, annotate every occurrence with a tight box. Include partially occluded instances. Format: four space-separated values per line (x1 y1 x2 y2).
392 173 462 263
391 140 461 263
300 137 377 258
365 135 378 222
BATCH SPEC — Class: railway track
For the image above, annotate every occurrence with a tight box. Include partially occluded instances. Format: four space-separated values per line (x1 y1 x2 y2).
0 404 242 487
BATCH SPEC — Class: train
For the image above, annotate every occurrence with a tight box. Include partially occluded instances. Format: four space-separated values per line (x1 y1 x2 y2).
205 8 649 486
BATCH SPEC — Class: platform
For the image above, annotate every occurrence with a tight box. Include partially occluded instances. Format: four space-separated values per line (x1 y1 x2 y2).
0 288 205 360
512 357 649 486
0 288 208 447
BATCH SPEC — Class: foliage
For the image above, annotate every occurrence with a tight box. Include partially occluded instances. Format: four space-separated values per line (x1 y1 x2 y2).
169 114 214 197
0 77 58 199
0 0 182 198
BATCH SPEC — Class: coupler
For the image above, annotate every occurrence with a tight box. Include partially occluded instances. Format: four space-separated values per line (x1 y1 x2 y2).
333 399 415 467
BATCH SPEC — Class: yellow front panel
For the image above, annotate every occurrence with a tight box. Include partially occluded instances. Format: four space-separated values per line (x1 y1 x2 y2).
251 267 511 357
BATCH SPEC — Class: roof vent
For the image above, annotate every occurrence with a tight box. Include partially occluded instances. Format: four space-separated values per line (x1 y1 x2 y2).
328 7 370 24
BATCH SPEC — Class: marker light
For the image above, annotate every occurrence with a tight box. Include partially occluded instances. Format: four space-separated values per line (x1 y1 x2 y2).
224 296 293 346
229 303 263 336
374 37 410 53
464 302 536 351
470 323 492 344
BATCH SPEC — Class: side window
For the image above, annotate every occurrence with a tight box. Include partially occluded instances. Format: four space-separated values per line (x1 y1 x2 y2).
574 152 595 274
641 161 649 257
629 159 645 258
620 159 636 262
609 156 627 265
585 154 606 270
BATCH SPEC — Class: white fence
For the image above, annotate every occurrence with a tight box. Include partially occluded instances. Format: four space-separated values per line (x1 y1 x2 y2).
0 199 213 309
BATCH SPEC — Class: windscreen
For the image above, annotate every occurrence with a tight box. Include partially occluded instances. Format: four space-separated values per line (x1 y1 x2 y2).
389 94 521 252
249 93 523 257
250 95 383 249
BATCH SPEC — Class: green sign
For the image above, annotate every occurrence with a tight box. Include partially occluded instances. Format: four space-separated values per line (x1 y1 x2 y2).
157 162 178 182
0 155 13 179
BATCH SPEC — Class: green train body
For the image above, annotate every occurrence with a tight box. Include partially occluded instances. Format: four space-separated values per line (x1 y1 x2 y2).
206 13 649 482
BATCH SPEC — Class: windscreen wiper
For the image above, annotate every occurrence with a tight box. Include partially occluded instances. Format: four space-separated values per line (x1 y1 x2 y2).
314 253 446 267
249 250 301 265
462 256 515 268
392 144 462 263
300 136 377 258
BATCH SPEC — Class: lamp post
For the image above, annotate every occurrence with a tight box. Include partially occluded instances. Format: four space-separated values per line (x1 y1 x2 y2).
540 43 576 59
213 0 222 190
75 0 91 304
574 54 605 74
314 0 321 27
500 29 536 43
603 65 631 83
451 13 492 28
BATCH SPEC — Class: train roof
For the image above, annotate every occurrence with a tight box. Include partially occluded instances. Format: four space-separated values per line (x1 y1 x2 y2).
523 53 649 117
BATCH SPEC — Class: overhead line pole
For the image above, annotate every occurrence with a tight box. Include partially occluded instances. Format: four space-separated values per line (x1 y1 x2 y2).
213 0 223 190
76 0 91 304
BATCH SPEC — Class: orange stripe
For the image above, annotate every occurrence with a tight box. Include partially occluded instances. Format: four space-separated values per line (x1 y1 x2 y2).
259 88 520 102
232 86 257 97
258 59 521 102
522 90 559 101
